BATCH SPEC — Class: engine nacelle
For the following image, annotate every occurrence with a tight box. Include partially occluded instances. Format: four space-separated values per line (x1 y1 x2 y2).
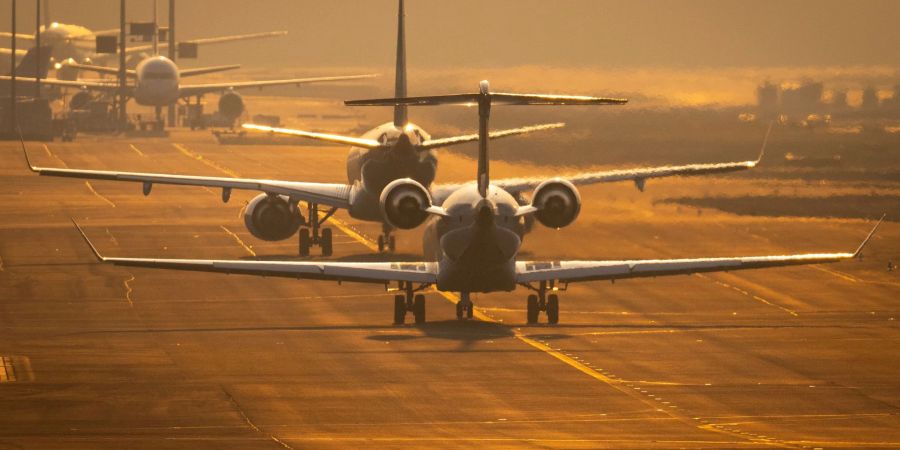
69 90 94 111
380 178 432 230
218 90 245 121
243 193 303 241
532 179 581 229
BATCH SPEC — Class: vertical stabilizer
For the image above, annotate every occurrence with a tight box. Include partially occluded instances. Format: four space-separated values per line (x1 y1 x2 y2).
392 0 408 128
476 81 491 198
152 0 159 55
15 45 52 78
42 0 50 28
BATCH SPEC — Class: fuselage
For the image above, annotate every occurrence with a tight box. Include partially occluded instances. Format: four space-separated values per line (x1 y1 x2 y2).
133 56 181 106
346 121 438 221
38 23 97 63
426 184 522 293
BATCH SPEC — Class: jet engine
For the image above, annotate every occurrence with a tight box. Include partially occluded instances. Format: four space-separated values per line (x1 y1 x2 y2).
532 179 581 229
243 193 303 241
380 178 432 230
218 90 245 122
69 89 94 111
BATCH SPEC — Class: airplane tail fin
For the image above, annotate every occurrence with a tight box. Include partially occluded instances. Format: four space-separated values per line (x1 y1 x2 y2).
393 0 408 128
15 45 52 78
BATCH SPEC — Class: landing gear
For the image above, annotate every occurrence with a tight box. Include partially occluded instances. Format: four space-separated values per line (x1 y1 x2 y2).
522 281 562 324
377 224 396 253
298 202 337 257
392 282 430 325
456 292 474 320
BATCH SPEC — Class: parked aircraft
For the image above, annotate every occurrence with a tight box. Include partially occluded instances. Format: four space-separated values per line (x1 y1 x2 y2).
65 80 883 325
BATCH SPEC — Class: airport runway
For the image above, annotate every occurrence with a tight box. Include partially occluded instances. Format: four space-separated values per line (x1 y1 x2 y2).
1 131 898 449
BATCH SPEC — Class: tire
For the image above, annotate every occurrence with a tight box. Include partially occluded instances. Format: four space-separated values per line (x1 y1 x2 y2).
393 294 406 325
298 228 311 257
378 235 385 252
527 295 539 324
547 294 559 324
321 228 333 256
413 294 426 324
388 235 396 252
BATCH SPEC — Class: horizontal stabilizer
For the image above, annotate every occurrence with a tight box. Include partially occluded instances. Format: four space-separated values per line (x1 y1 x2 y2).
347 93 627 107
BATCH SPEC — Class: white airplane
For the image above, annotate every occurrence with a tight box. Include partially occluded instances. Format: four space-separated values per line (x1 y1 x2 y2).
65 81 884 325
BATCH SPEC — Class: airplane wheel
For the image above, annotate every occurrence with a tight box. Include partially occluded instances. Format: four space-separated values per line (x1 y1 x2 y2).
526 295 539 324
393 294 406 325
298 229 311 257
321 228 333 256
456 302 464 320
547 294 559 324
378 235 385 252
388 235 396 252
413 294 426 324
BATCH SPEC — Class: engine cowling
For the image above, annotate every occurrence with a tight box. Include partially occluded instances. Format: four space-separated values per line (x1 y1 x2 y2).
380 178 432 230
69 90 93 111
218 90 245 121
243 193 303 241
532 179 581 229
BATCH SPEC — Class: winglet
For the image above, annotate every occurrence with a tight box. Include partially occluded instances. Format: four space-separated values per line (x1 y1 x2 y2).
17 126 39 173
853 213 886 258
71 218 106 262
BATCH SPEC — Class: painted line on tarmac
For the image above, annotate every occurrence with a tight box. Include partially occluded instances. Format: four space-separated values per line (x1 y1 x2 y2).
221 225 257 257
123 274 135 308
810 265 860 283
695 273 798 317
223 387 294 449
173 143 241 178
84 181 117 208
129 144 147 157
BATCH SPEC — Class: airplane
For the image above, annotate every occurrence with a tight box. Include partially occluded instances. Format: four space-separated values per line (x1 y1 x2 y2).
2 18 374 125
17 0 590 257
64 80 884 326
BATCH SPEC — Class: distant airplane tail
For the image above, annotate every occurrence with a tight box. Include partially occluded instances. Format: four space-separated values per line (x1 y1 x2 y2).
15 45 53 78
393 0 408 128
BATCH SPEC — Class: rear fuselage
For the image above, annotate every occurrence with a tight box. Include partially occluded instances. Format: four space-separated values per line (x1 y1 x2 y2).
346 121 438 221
427 184 522 293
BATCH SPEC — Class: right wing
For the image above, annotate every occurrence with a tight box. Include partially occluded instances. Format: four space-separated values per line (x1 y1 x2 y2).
23 145 353 209
179 74 377 98
0 75 120 91
517 216 884 284
179 64 241 77
0 48 29 57
125 30 289 55
74 221 437 285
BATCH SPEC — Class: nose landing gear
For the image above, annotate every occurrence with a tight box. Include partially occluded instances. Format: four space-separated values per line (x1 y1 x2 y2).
456 292 474 320
523 280 561 324
299 202 336 257
377 223 396 253
392 281 429 325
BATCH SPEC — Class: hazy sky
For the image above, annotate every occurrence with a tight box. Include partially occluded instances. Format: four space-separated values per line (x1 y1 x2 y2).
4 0 900 68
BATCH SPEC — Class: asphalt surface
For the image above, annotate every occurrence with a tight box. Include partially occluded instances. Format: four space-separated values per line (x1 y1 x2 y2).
1 131 898 449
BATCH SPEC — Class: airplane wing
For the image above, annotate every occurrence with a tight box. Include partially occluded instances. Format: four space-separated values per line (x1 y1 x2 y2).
0 75 120 91
0 48 29 57
23 145 353 209
74 220 437 285
242 124 383 149
516 216 884 284
61 62 133 77
431 126 770 203
178 74 377 98
179 64 241 78
419 123 565 150
0 32 35 41
125 31 289 55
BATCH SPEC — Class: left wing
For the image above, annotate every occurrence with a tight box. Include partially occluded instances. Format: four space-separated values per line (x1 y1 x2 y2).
0 48 29 57
179 64 241 78
0 75 120 91
178 74 377 98
517 216 883 284
419 123 565 150
125 30 289 55
74 221 437 285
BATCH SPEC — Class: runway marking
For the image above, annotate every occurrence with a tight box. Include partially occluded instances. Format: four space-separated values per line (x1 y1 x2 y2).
695 273 798 317
84 181 117 208
220 226 257 257
123 275 135 308
173 143 241 178
129 144 147 157
42 144 69 168
104 228 119 247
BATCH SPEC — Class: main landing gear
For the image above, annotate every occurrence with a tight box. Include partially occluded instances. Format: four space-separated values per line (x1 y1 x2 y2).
377 223 396 253
299 202 336 257
455 292 475 320
393 281 429 325
522 280 560 324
